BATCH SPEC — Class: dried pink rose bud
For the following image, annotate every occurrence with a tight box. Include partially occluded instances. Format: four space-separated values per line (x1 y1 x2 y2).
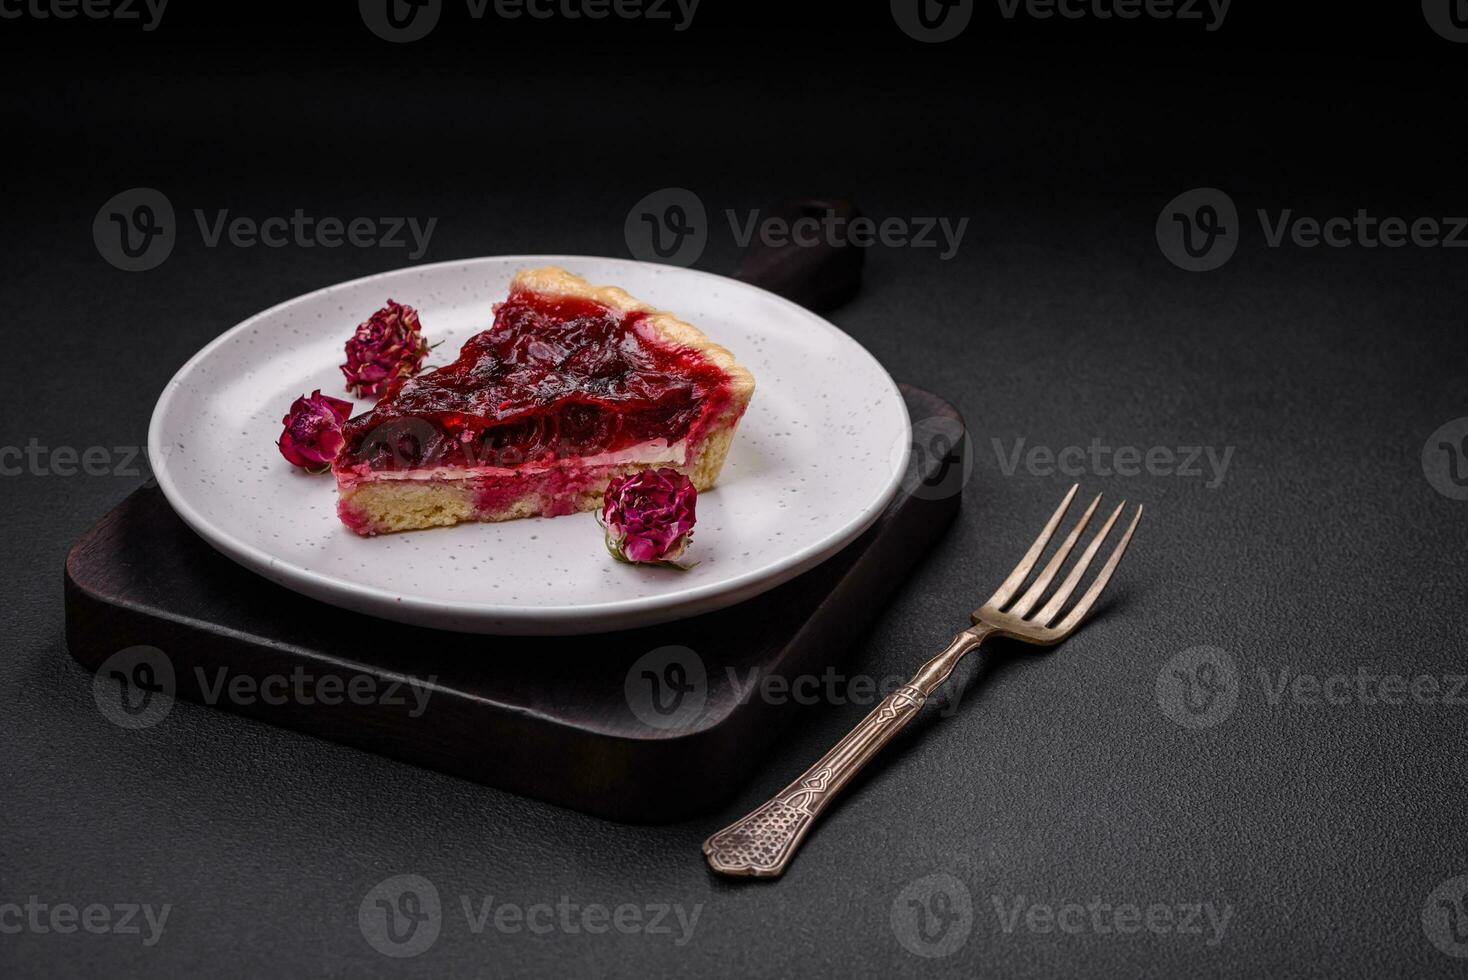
598 468 698 568
278 389 353 472
341 300 431 399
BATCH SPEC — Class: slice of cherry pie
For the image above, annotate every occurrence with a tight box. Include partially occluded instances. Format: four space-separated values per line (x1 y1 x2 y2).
333 266 755 535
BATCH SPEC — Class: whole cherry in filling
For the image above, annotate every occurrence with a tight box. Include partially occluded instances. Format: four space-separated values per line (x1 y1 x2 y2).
338 287 732 472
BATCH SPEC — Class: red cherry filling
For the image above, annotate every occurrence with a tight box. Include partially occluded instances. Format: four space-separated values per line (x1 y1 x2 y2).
339 288 729 472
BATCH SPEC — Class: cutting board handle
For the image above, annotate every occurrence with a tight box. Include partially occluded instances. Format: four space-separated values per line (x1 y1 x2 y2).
734 196 865 313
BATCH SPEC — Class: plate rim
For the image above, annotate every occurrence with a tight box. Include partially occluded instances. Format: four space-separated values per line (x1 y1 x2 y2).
148 254 911 633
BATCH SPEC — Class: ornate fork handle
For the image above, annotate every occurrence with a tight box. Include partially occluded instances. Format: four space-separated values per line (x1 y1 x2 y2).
703 626 996 878
702 487 1144 878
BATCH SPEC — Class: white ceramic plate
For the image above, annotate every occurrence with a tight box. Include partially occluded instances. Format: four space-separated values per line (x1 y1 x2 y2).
149 256 909 635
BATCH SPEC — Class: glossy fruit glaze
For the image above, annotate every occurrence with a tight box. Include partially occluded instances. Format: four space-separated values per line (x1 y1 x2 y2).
338 287 731 473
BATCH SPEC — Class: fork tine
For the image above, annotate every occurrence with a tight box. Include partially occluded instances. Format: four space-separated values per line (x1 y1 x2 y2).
1010 492 1102 618
1034 500 1126 625
1053 504 1143 634
986 484 1078 610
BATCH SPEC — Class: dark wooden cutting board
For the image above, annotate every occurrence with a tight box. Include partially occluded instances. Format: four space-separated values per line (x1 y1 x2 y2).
65 385 963 822
66 211 961 822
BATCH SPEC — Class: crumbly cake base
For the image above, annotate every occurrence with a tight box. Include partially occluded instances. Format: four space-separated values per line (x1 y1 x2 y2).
337 428 737 536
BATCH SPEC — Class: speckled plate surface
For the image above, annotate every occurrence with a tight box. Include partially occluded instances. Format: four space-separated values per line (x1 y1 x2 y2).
149 256 910 635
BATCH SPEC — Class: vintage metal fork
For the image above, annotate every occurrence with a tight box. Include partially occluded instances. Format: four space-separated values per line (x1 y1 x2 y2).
703 485 1143 879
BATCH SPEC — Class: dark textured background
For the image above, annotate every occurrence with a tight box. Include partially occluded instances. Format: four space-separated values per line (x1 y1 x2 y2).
3 2 1467 977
